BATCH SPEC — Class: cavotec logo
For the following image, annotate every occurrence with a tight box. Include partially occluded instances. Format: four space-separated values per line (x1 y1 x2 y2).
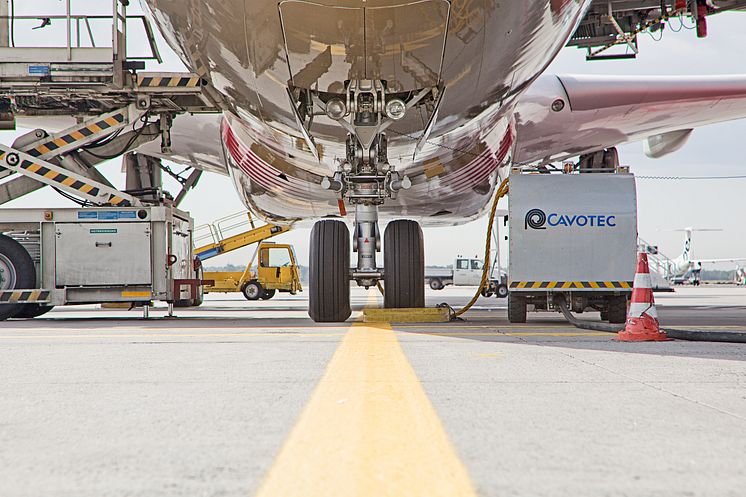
524 208 616 230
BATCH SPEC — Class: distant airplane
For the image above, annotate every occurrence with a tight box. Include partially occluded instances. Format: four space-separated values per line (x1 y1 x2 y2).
735 266 746 286
666 228 746 281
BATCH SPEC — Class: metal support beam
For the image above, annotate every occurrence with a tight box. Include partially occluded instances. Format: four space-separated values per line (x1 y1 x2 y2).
0 145 140 206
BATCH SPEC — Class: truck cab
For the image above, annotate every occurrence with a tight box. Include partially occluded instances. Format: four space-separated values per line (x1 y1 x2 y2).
453 258 484 286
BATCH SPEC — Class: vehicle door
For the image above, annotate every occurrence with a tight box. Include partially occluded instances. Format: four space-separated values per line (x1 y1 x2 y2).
257 246 294 290
453 258 473 286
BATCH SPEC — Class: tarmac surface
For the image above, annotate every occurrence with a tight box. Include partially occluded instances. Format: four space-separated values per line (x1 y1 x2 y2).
1 285 745 497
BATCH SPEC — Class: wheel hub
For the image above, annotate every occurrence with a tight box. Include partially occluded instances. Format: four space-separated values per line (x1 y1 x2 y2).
0 253 17 290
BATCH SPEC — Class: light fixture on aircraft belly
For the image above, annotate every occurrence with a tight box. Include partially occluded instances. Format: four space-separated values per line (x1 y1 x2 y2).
385 99 407 120
325 98 347 120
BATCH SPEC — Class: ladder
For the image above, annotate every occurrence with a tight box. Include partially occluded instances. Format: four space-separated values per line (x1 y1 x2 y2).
193 211 291 261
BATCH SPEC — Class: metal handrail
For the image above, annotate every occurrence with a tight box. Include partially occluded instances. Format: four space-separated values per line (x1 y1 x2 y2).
0 9 161 62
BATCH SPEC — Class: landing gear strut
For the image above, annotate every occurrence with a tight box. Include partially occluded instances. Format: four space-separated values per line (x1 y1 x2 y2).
300 79 441 322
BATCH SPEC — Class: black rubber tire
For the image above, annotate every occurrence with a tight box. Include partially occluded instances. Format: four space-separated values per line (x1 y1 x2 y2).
12 304 53 319
496 284 509 299
309 220 351 322
0 235 36 321
260 289 276 300
429 278 443 291
384 220 425 309
243 281 263 301
607 295 628 324
507 293 527 323
481 283 495 298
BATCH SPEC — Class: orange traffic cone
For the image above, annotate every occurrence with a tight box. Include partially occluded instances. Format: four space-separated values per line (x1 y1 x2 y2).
617 253 669 342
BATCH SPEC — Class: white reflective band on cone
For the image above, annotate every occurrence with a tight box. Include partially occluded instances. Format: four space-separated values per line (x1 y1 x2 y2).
628 302 658 319
633 273 653 289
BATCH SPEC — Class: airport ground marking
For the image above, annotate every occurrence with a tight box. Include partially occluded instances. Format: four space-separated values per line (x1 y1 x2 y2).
252 297 478 497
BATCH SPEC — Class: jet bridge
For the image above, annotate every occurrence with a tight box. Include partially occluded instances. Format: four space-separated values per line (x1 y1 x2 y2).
0 0 222 319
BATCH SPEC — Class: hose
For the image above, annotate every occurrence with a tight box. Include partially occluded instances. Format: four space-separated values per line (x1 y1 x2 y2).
555 295 624 332
451 177 510 318
556 294 746 343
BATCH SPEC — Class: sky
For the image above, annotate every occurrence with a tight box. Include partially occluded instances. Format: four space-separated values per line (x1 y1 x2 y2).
2 2 746 270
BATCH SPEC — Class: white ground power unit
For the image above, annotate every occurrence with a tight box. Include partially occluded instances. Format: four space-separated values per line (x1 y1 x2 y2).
508 173 638 323
0 206 201 320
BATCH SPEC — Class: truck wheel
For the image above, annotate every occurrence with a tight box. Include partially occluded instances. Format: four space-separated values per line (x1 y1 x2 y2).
607 295 628 324
496 284 509 299
13 304 53 319
507 293 527 323
384 220 425 309
243 281 263 301
309 220 351 322
429 278 443 290
261 289 276 300
0 235 36 321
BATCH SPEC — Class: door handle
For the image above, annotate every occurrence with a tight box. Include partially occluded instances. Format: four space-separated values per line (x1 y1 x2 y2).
95 242 112 248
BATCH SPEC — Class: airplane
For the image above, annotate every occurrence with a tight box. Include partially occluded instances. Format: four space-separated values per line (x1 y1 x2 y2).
664 228 746 281
38 1 746 321
735 265 746 286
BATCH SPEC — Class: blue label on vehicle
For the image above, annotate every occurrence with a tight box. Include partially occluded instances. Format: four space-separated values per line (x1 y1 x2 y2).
28 65 50 76
77 211 137 220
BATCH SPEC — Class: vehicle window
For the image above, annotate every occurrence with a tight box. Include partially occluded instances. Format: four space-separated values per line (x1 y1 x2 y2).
471 260 482 270
266 248 292 267
456 259 469 270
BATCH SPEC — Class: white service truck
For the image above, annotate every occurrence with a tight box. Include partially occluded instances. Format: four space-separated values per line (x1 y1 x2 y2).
508 171 637 323
426 258 509 298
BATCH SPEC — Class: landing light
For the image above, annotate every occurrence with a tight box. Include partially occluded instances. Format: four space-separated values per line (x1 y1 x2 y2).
385 99 406 120
325 99 347 120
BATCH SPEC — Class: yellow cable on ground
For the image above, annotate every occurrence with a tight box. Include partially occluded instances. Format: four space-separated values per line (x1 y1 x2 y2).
453 177 510 318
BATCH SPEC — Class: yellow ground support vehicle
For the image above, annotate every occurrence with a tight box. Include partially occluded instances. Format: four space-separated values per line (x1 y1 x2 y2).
204 242 302 300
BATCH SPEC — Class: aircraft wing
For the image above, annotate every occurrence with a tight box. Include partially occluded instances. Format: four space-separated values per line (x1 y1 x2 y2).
695 258 746 264
135 113 228 175
513 74 746 165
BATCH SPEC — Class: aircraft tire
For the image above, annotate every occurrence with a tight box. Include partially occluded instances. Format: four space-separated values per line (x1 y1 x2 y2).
309 220 351 322
0 234 36 321
507 293 527 323
384 220 425 309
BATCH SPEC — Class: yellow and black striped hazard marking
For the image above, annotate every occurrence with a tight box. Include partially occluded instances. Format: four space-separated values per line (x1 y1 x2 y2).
0 153 131 207
510 281 633 290
0 290 51 303
137 75 202 88
27 113 126 158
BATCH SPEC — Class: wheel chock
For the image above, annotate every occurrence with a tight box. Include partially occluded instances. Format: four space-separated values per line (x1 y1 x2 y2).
363 307 450 323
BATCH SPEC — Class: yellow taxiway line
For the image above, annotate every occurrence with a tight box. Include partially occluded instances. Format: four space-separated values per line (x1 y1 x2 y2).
253 294 477 497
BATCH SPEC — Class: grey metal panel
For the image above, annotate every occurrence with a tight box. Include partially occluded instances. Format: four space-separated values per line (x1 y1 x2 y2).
55 223 152 286
509 174 637 288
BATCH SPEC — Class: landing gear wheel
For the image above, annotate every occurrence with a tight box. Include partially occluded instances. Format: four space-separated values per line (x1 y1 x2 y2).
606 295 628 324
0 235 36 321
260 289 276 300
242 281 263 301
507 293 527 323
429 278 444 291
384 220 425 309
309 220 351 322
12 304 53 319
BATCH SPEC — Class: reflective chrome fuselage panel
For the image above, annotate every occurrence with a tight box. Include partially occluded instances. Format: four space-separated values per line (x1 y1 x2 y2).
141 0 591 224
